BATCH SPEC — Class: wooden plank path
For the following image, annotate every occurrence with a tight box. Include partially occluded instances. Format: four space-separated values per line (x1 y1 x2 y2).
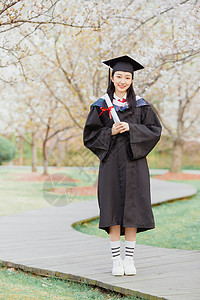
0 179 199 299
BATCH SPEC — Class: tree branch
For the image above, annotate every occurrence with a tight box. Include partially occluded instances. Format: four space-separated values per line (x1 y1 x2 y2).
150 103 175 139
0 0 21 16
54 39 86 107
0 19 100 30
17 133 31 144
47 126 72 141
42 79 83 130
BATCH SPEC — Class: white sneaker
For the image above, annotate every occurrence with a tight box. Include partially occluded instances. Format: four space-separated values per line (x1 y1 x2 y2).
112 256 124 276
123 257 137 275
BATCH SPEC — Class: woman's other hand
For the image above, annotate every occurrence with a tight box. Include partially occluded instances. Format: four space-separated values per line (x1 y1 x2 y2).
111 122 129 135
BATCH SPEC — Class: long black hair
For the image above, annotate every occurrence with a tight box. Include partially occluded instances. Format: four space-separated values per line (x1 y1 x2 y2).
106 70 136 114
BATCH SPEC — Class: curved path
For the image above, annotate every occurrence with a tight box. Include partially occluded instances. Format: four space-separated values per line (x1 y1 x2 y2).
0 179 199 300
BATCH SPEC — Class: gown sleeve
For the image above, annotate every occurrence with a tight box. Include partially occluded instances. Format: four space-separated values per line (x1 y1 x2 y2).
128 105 162 160
83 105 114 162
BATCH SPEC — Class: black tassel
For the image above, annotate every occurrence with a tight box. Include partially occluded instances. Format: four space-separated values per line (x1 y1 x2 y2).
108 67 111 87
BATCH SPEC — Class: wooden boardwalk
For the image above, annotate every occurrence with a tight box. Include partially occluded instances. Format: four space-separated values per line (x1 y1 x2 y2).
0 179 199 300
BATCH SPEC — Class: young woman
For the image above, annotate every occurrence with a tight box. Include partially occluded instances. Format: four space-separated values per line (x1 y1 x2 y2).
83 55 162 276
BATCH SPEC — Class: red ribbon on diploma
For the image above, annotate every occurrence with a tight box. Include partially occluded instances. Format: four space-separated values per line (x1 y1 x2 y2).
99 106 114 119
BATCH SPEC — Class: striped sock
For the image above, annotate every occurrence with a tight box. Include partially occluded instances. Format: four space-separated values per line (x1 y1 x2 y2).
110 240 121 260
125 240 136 259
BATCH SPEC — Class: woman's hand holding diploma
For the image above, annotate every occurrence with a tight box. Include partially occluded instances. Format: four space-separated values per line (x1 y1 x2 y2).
111 122 129 135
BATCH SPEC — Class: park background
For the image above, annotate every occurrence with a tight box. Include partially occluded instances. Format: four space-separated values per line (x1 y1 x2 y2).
0 1 200 299
0 0 199 174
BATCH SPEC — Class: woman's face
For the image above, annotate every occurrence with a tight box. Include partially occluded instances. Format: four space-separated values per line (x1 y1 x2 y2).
111 71 133 95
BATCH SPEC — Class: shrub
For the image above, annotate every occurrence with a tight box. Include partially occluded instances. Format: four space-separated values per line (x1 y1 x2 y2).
0 136 16 165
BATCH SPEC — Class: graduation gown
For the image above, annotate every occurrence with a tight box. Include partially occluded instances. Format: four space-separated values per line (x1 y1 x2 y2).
83 96 162 236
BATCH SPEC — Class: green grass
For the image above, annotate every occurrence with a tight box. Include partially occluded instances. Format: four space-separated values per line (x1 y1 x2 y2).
0 170 46 217
73 180 200 251
0 167 98 216
0 264 142 300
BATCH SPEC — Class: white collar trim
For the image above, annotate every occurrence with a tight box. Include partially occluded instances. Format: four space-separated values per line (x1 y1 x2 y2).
114 92 127 101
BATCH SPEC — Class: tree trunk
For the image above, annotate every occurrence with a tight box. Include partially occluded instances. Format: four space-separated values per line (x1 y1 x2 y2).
31 132 37 172
43 160 48 175
170 138 183 173
19 136 24 166
56 142 66 167
42 140 48 175
52 151 64 168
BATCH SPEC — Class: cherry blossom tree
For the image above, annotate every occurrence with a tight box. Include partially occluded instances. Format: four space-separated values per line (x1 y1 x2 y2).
0 78 80 174
145 60 200 172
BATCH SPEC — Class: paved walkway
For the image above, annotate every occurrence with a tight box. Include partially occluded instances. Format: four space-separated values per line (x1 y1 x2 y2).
150 179 197 204
0 179 199 300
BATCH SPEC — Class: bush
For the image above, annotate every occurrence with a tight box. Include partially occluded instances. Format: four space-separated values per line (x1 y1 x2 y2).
0 136 16 165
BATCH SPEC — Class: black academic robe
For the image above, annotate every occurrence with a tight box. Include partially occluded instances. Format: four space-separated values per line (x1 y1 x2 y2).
83 97 162 236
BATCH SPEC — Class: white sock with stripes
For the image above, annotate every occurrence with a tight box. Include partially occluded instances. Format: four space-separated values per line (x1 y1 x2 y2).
125 240 136 259
110 240 121 260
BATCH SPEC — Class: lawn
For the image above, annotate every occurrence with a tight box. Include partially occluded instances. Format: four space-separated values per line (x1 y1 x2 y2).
0 167 98 217
0 263 139 300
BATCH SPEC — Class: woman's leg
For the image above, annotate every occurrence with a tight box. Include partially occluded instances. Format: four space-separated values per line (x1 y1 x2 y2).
124 227 137 275
109 225 120 241
109 225 121 259
109 225 124 275
125 227 137 241
125 227 137 257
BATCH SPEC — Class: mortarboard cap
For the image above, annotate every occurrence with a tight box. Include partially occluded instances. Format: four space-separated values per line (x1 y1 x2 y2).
102 54 144 86
102 54 144 74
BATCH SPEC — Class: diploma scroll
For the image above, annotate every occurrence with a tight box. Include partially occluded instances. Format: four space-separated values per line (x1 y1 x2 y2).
103 93 120 123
